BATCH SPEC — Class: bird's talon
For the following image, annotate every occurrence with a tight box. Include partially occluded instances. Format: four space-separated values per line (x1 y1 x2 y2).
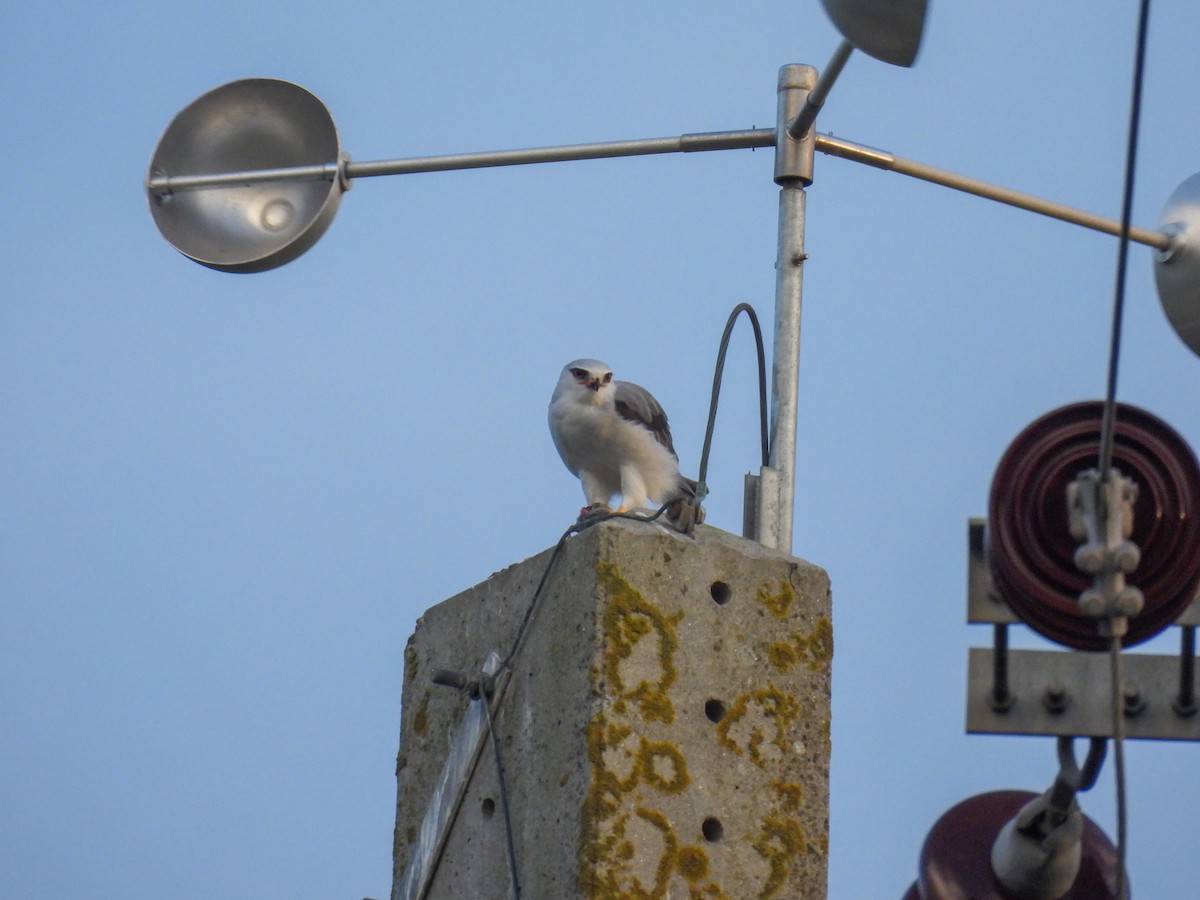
578 503 612 522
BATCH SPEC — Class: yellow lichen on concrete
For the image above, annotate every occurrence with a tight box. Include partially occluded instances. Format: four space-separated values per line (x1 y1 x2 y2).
756 578 796 619
583 717 633 822
765 639 799 671
688 885 732 899
715 686 802 768
752 815 807 898
578 549 827 899
677 845 710 882
597 560 682 724
597 720 640 790
581 705 695 898
640 739 690 794
403 644 418 686
799 616 833 673
773 781 804 812
632 806 678 895
582 561 700 899
766 615 833 675
412 691 430 736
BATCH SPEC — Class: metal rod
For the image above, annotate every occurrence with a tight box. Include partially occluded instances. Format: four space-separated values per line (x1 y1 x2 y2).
146 129 775 193
770 186 805 554
814 133 1172 251
1176 625 1197 716
991 623 1015 711
788 40 855 139
147 121 1171 260
147 126 1172 257
767 64 818 555
349 129 773 176
148 163 340 193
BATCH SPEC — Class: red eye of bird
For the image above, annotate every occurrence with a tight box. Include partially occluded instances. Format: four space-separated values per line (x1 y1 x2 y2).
602 373 612 383
571 368 586 379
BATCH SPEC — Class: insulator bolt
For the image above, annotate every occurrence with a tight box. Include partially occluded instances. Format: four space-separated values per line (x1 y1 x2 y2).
1123 683 1146 717
1042 683 1070 715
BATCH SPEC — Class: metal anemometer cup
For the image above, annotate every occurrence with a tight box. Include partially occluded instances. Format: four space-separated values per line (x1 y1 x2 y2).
1155 171 1200 358
146 78 348 273
819 0 927 67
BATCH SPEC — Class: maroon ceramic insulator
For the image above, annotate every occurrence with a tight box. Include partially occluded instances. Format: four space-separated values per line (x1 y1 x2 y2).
988 401 1200 650
907 790 1123 899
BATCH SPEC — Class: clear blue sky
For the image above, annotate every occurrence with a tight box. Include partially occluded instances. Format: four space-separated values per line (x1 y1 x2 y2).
4 1 1200 897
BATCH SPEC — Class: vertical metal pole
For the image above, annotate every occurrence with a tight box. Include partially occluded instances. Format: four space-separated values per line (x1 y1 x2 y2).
758 64 816 554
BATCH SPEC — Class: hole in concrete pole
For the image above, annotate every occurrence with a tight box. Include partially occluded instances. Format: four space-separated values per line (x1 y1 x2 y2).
702 817 724 842
481 797 495 819
710 582 731 605
704 699 726 723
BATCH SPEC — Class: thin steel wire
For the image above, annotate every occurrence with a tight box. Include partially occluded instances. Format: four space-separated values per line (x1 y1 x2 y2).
499 522 578 674
499 505 669 674
1110 633 1129 899
482 691 521 899
480 505 670 898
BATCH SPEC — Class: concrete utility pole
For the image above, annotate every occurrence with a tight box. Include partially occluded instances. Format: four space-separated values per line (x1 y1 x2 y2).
391 518 831 899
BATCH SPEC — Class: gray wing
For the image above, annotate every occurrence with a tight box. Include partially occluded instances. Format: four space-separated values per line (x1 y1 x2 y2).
614 380 678 459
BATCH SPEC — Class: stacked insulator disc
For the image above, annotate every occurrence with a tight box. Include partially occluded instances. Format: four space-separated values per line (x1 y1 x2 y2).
988 401 1200 650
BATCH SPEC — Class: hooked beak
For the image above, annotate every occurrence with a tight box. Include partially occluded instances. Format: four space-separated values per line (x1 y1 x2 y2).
587 379 601 391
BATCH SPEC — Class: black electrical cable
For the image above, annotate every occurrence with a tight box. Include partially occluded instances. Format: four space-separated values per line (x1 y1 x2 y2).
697 302 770 489
1098 0 1151 480
1099 4 1152 896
